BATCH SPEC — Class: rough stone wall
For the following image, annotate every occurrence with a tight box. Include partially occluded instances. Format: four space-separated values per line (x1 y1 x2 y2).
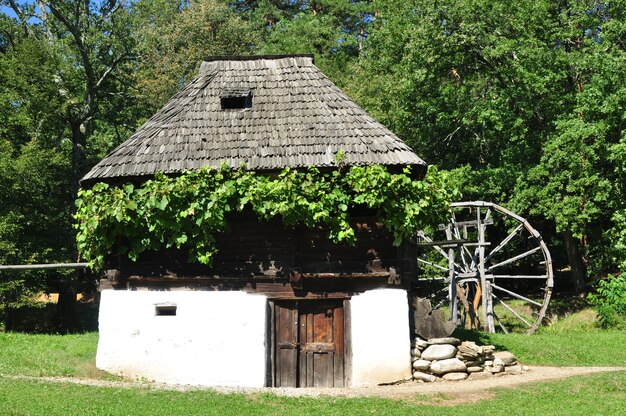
411 336 526 382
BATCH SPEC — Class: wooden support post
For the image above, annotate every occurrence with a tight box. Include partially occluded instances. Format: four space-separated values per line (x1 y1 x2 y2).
485 280 495 333
477 208 490 332
445 225 458 324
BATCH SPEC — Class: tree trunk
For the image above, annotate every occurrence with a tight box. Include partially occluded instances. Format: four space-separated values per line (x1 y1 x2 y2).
53 121 87 332
562 230 587 293
53 278 78 333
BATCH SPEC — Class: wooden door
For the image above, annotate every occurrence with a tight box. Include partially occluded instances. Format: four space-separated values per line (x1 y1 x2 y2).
273 300 346 387
274 301 299 387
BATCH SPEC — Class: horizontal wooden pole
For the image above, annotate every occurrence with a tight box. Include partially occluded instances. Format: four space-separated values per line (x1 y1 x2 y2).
0 263 89 271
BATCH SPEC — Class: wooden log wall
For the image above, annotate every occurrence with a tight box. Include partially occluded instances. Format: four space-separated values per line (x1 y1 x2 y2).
109 210 416 295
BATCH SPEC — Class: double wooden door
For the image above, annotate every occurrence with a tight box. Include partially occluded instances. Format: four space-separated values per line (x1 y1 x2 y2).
273 300 346 387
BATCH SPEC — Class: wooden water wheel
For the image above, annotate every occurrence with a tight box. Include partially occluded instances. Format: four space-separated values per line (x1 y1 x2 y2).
415 201 554 335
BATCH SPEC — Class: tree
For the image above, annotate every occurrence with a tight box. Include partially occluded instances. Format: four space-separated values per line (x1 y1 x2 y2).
237 0 374 86
514 2 626 290
133 0 256 109
0 0 140 330
350 0 626 291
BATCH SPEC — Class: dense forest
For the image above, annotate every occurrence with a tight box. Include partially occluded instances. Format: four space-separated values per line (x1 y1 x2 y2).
1 0 625 330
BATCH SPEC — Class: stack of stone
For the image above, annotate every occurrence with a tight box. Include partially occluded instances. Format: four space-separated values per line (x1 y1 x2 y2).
411 337 527 382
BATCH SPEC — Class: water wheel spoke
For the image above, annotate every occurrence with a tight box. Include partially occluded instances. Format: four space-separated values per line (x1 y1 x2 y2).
416 257 449 272
493 294 532 327
421 240 462 270
432 297 449 310
487 246 541 271
469 247 480 271
451 217 475 267
420 285 449 297
491 274 548 279
459 248 473 273
492 311 509 334
417 232 453 262
421 276 452 283
484 208 492 223
484 224 524 263
490 283 543 307
461 243 476 270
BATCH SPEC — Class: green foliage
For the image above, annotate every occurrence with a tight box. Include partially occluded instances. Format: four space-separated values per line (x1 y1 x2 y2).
588 274 626 329
240 0 372 88
75 165 454 268
0 138 74 311
0 0 151 328
348 0 626 286
5 0 626 323
133 0 255 109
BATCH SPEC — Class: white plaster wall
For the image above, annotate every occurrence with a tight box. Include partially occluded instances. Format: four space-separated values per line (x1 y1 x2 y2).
350 288 411 386
97 290 267 387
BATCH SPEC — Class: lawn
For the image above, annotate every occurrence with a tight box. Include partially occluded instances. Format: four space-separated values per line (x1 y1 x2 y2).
1 372 625 415
0 309 625 415
0 332 107 379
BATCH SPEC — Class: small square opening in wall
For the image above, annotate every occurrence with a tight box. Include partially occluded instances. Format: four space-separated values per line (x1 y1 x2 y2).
155 304 177 316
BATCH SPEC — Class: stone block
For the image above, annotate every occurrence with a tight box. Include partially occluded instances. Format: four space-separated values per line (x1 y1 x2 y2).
421 344 457 361
494 351 517 366
505 365 522 375
468 371 493 380
413 371 437 383
429 358 467 375
412 338 429 350
428 337 461 346
442 372 468 381
412 359 431 371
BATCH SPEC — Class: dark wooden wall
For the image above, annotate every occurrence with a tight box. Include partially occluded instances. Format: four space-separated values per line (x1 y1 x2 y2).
109 210 416 295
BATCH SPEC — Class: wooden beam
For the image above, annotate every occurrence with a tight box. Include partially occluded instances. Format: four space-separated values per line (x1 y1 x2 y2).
0 263 88 271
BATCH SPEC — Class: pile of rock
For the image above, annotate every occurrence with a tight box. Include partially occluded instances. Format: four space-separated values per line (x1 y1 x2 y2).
411 337 528 382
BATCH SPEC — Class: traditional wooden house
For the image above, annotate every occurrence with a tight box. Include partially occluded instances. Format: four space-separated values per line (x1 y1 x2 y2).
84 55 428 388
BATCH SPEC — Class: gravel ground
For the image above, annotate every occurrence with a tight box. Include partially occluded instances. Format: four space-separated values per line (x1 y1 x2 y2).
6 366 625 403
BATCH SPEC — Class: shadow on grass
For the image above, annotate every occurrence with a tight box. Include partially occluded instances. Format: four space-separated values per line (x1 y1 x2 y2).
547 295 590 318
450 328 510 351
2 296 99 334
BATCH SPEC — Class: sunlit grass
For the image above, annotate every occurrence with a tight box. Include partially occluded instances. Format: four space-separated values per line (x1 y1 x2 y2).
0 371 624 415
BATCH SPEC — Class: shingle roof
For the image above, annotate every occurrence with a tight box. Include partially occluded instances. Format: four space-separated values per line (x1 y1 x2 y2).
82 55 426 182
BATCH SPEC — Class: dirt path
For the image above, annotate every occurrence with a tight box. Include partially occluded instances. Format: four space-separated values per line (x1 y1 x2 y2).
6 366 625 404
211 366 626 402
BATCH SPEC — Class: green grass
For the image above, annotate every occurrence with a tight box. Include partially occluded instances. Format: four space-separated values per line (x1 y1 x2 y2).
453 307 626 367
464 306 626 367
0 332 110 379
0 371 625 415
1 310 625 415
480 330 626 366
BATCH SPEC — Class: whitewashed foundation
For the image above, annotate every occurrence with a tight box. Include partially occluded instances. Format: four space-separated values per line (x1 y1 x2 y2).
97 288 411 387
350 288 412 386
96 290 267 387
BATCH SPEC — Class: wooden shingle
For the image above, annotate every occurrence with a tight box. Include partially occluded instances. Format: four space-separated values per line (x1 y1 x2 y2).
82 55 426 182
